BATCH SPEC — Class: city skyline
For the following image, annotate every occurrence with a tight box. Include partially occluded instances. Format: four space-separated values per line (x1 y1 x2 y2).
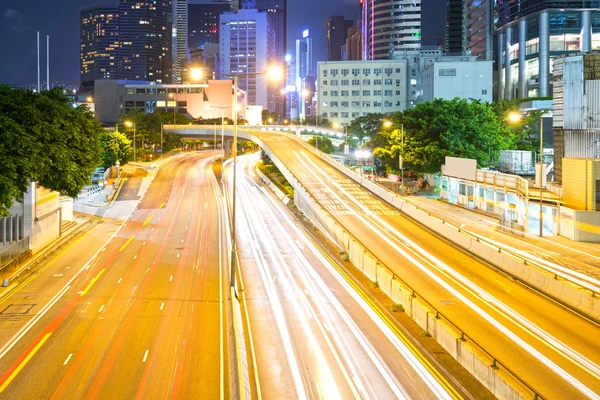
0 0 445 86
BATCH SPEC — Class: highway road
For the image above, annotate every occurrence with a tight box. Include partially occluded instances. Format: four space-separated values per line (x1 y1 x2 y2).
244 131 600 400
0 152 229 399
227 154 467 400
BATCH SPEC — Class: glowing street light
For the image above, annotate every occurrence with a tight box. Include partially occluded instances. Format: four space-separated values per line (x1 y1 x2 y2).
383 120 393 129
189 68 203 81
86 96 93 103
124 121 137 161
268 117 274 124
508 112 522 123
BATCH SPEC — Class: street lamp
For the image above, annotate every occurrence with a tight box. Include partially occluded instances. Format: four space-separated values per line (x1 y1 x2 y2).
86 96 93 103
219 64 283 288
508 111 546 237
189 68 204 82
268 117 274 125
206 104 227 162
124 120 136 162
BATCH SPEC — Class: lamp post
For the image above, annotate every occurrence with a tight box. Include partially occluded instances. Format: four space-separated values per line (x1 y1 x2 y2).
219 65 283 288
508 112 547 236
125 120 136 162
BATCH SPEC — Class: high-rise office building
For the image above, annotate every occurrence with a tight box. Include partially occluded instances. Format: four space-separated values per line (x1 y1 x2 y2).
188 0 231 50
80 5 120 92
256 0 286 114
361 0 422 60
118 0 171 82
446 0 464 53
172 0 188 83
494 0 600 100
326 16 353 61
296 29 314 119
220 6 275 108
343 22 362 61
464 0 493 60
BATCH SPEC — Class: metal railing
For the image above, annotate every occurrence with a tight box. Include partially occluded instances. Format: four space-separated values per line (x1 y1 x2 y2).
0 237 31 269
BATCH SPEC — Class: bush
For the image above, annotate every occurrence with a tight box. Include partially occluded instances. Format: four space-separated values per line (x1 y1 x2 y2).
392 303 405 313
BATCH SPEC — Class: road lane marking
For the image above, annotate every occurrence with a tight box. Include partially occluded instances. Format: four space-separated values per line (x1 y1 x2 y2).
169 276 173 282
133 255 137 260
0 332 52 393
142 350 149 363
118 278 122 284
159 202 166 209
143 241 146 245
119 236 134 252
160 302 165 310
80 269 106 296
145 269 150 274
98 305 105 313
177 254 180 258
143 215 154 226
63 354 73 365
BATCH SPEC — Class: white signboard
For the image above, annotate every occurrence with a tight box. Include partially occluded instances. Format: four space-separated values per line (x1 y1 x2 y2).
442 156 477 181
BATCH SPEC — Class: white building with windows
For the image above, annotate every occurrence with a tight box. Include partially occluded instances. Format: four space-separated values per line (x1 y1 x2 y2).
421 60 493 102
317 60 408 126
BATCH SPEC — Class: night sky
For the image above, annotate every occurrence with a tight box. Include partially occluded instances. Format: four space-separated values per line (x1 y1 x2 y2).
0 0 445 86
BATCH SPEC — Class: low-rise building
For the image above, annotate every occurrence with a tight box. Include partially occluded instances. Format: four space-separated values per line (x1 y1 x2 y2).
94 79 246 125
317 60 408 126
421 60 493 102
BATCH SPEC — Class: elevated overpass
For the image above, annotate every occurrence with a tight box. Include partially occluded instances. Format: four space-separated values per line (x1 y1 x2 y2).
164 124 600 400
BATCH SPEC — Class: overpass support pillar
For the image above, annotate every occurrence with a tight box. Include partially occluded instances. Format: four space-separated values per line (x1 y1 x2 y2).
224 138 233 158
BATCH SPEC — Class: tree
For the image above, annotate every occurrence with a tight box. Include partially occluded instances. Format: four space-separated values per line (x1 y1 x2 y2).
307 135 335 154
374 98 516 174
99 131 133 169
347 113 387 147
0 86 102 216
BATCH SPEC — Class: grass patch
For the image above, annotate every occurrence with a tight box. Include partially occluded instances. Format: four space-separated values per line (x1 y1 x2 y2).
392 303 405 313
420 331 432 337
338 251 349 262
371 280 379 289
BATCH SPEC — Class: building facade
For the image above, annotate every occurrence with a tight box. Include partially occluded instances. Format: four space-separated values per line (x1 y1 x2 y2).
117 0 171 83
464 0 493 60
421 60 493 102
343 22 362 61
317 60 408 125
80 5 120 92
446 0 464 53
94 79 246 124
361 0 422 60
172 0 188 83
495 0 600 100
391 47 478 107
219 8 275 108
326 16 354 61
188 0 232 50
296 29 314 119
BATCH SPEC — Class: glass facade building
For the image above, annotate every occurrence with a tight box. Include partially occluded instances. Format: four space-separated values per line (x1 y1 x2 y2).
494 0 600 99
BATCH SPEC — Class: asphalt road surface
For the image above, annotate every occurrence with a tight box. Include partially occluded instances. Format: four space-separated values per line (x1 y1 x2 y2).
0 152 229 400
227 154 467 400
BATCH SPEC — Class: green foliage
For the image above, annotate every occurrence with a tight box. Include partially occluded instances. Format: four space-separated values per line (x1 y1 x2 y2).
307 135 335 154
99 131 132 169
347 113 387 148
117 110 194 152
0 86 102 216
372 98 538 174
261 109 280 124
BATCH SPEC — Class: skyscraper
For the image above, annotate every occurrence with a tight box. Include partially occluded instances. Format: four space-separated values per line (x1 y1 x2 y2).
220 6 275 108
118 0 171 82
188 0 231 50
464 0 493 60
361 0 422 60
326 16 353 61
296 29 314 119
255 0 286 114
80 5 120 92
172 0 188 83
445 0 464 53
494 0 599 100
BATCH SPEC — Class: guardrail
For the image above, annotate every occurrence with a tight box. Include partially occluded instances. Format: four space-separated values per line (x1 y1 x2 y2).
0 237 31 270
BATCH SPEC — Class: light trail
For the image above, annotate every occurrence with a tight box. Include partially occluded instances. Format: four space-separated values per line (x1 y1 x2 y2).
297 150 600 399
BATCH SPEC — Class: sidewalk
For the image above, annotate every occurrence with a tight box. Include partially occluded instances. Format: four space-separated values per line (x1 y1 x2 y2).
375 177 600 280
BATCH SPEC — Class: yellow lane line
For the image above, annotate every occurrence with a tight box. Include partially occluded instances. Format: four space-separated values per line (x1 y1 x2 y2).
306 233 464 400
80 269 105 296
0 332 53 393
143 215 153 226
159 202 166 209
119 236 134 252
0 228 94 307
